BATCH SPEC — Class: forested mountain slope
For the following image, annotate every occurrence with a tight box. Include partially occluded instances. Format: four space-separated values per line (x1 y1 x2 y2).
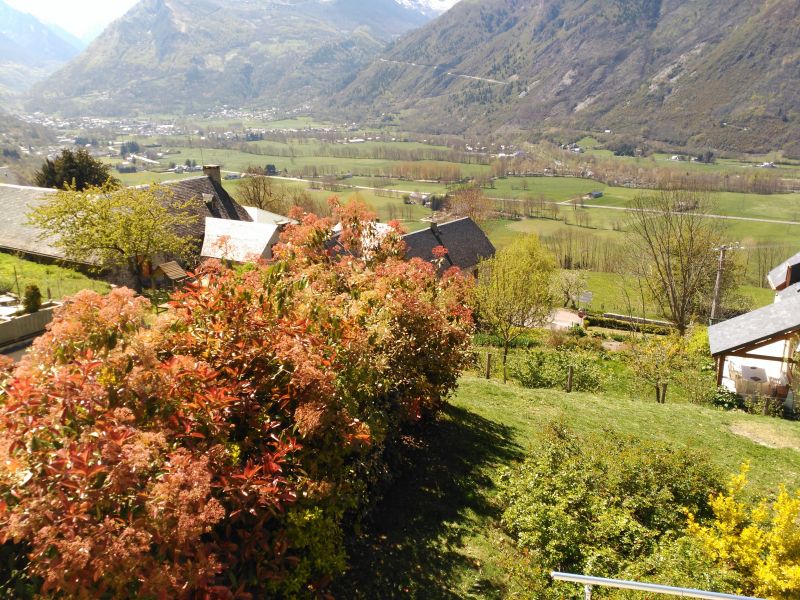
334 0 800 153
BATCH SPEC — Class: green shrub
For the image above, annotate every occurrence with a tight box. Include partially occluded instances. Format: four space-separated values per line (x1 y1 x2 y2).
512 348 604 392
711 386 742 411
498 424 722 594
584 315 672 335
22 285 42 314
0 280 13 295
473 331 542 349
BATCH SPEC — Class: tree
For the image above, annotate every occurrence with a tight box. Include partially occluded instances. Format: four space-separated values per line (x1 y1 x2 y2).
554 270 588 308
629 333 686 403
627 190 723 334
34 148 119 191
473 235 556 381
236 172 290 213
28 183 200 291
447 185 491 223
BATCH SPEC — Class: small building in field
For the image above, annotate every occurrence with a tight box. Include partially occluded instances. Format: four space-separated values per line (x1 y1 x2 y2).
583 191 604 200
403 217 495 275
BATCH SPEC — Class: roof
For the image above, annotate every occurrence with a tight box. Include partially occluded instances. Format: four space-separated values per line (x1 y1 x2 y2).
242 206 297 226
767 251 800 290
200 218 280 263
0 184 63 260
154 261 189 281
157 176 252 240
708 292 800 356
403 217 496 272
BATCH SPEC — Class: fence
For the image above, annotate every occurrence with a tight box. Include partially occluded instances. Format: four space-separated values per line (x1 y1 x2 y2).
551 572 764 600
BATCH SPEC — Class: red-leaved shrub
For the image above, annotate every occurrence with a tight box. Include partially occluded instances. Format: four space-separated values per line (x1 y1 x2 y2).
0 201 473 598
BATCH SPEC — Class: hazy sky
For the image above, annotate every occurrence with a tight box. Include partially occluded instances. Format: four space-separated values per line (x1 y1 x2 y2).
5 0 139 40
6 0 462 41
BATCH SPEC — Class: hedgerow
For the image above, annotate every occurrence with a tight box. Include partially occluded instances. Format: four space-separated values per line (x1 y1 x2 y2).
0 200 474 598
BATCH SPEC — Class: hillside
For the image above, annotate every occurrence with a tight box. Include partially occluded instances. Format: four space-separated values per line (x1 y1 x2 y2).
334 376 800 597
0 0 82 93
26 0 431 117
333 0 800 154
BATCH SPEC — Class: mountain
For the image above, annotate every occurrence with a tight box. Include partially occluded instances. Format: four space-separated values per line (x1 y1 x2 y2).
333 0 800 153
0 0 82 93
27 0 431 117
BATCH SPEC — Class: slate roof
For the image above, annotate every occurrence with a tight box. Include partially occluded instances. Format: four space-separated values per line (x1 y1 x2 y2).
708 292 800 356
0 184 63 259
157 176 252 240
767 251 800 290
403 217 495 272
201 218 280 263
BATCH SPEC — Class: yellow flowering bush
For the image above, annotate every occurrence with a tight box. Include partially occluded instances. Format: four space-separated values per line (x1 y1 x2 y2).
688 465 800 599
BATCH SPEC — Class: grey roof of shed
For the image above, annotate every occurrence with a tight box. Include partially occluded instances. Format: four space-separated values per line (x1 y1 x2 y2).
708 293 800 356
0 184 63 259
403 217 495 272
767 251 800 289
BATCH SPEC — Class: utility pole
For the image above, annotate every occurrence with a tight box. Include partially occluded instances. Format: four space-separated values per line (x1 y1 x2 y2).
710 243 741 324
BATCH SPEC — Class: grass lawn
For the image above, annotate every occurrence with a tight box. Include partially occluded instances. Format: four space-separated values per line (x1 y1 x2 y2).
0 253 109 300
334 377 800 598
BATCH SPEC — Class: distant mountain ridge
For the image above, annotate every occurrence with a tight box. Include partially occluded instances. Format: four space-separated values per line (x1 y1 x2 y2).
0 0 82 93
26 0 432 116
333 0 800 153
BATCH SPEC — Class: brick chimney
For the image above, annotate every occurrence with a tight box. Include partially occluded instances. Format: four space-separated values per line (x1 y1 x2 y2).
203 165 221 186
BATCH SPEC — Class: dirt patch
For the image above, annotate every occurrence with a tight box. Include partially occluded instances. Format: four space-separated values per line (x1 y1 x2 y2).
730 421 800 451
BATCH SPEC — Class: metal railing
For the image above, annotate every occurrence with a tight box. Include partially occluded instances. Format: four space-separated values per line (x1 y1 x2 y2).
551 572 764 600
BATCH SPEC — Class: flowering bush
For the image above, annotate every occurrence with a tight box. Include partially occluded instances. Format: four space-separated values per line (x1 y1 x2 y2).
0 201 474 598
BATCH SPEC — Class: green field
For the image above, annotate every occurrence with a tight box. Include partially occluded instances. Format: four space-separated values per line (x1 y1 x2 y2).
335 376 800 598
0 253 109 300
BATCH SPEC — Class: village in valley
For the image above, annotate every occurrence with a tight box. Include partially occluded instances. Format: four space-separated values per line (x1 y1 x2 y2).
2 0 800 598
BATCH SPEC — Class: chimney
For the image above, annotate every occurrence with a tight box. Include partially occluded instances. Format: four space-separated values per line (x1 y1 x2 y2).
203 165 221 186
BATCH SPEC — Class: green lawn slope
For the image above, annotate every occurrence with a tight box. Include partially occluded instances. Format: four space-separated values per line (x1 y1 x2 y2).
335 377 800 598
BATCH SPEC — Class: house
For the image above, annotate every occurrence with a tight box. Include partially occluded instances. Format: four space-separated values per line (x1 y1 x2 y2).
766 251 800 291
583 191 604 200
408 192 431 205
0 165 252 280
708 253 800 408
403 217 496 275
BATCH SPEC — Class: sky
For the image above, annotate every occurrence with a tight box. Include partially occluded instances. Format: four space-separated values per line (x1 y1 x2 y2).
5 0 139 41
6 0 462 42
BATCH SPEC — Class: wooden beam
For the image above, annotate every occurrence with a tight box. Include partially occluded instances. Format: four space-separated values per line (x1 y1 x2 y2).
725 331 800 356
727 351 796 364
716 355 725 386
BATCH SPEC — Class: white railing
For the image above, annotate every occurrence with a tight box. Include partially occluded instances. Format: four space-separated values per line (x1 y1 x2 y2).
551 572 764 600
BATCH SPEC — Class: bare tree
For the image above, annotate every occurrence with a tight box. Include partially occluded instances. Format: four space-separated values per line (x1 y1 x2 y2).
236 173 290 213
626 190 724 334
447 186 491 223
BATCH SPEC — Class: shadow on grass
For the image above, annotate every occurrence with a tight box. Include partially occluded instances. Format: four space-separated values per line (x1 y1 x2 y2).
332 403 523 599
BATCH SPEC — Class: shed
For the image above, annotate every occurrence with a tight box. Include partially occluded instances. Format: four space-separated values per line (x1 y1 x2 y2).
153 261 189 286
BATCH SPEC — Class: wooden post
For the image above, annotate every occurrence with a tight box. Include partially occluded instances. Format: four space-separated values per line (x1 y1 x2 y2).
13 266 21 298
567 366 574 393
716 355 725 387
485 353 492 380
